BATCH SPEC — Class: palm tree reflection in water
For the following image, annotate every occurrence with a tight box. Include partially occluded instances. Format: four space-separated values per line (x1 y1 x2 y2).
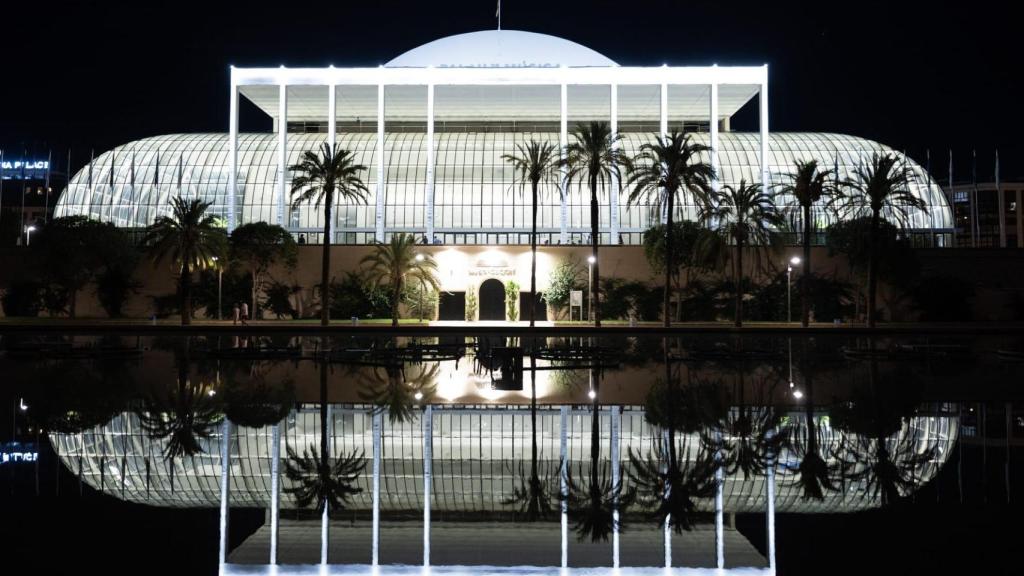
503 352 557 522
284 360 366 533
137 342 223 493
561 365 636 542
356 362 438 424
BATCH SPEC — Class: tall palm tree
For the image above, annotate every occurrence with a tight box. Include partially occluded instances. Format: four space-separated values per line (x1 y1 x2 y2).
626 131 715 326
700 180 784 327
143 197 226 325
561 365 636 542
361 233 440 327
563 121 631 327
841 153 925 327
289 143 370 326
503 140 560 326
284 359 365 560
775 160 840 327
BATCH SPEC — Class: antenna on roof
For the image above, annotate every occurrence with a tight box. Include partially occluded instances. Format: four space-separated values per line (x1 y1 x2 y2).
496 0 501 30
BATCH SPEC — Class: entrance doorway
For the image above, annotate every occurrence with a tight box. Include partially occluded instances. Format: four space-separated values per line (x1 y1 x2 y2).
438 292 466 321
478 278 505 320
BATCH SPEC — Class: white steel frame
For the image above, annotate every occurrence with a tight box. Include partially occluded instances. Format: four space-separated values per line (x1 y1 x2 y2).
227 65 769 236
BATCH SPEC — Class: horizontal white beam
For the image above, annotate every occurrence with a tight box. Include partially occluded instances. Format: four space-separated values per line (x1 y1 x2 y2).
231 65 768 88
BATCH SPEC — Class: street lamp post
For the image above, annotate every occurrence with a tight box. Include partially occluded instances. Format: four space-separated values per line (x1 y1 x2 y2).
24 225 35 246
787 256 801 323
587 255 596 322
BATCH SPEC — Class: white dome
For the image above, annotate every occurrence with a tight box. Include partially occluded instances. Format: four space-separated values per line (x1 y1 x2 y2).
385 30 617 68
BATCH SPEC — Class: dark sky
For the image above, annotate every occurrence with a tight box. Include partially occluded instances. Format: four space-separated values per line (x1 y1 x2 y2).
1 0 1020 180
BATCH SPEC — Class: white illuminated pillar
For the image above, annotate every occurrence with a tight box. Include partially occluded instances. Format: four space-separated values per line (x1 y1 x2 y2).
560 76 568 244
1017 190 1024 248
376 80 386 242
710 78 719 194
560 405 569 568
759 73 770 190
611 406 621 568
327 83 337 244
321 404 332 565
662 427 671 568
660 81 668 225
423 405 433 566
269 422 281 564
228 74 238 232
425 82 435 244
372 410 382 565
277 82 287 227
715 428 724 569
218 419 232 568
609 83 619 245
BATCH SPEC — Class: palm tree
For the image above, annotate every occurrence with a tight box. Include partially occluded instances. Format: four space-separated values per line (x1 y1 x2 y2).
361 233 440 327
143 197 226 325
841 153 925 327
775 160 840 327
503 140 560 326
563 121 632 327
561 366 636 542
503 354 556 521
289 143 370 326
137 344 223 492
700 180 784 327
626 131 715 326
284 359 365 560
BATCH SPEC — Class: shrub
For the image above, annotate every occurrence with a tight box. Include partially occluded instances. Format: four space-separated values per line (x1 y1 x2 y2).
263 281 300 319
505 280 520 321
465 286 478 321
328 271 391 320
1 281 43 317
403 282 439 321
543 255 584 320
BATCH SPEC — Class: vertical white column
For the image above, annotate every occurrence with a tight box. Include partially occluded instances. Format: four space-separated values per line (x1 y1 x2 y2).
766 428 777 572
217 419 232 567
376 81 386 242
660 81 668 225
426 82 435 244
611 406 621 568
372 410 382 565
321 404 332 565
277 83 287 227
609 83 619 245
759 71 770 190
560 78 568 245
327 83 337 244
423 405 433 566
715 429 725 569
269 422 281 564
560 405 569 568
662 427 671 568
710 79 719 190
227 74 238 232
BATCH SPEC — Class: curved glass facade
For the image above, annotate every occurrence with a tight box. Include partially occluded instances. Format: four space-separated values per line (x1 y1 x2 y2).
50 403 956 513
54 132 952 244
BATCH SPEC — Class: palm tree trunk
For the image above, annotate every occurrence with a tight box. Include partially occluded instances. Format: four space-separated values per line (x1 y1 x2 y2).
589 173 601 327
590 367 601 490
392 276 402 328
664 191 674 327
320 189 333 326
801 204 812 327
180 262 192 326
734 239 743 328
530 179 538 327
252 269 259 321
867 211 880 328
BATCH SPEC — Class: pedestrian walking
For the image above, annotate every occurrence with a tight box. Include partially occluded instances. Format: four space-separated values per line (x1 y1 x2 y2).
240 301 249 325
232 302 240 325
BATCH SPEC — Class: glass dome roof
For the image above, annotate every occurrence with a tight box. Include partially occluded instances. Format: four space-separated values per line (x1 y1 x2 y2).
385 30 618 68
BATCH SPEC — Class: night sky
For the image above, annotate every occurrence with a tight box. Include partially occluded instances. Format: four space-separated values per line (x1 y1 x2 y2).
1 0 1020 180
